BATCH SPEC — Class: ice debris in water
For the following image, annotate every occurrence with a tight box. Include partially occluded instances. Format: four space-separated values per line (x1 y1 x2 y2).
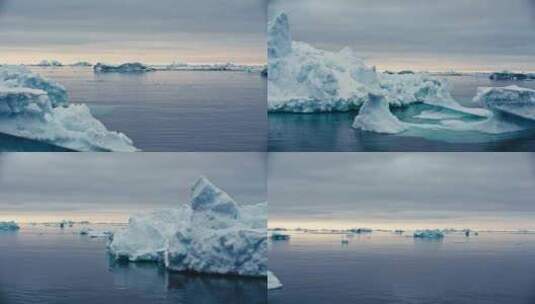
108 176 267 277
267 12 487 119
93 62 155 73
413 229 444 239
0 221 20 231
0 65 137 151
268 271 283 290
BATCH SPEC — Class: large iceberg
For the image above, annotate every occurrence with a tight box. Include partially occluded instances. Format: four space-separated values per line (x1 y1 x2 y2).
0 65 136 151
268 271 282 290
0 221 20 231
109 177 267 277
267 12 487 118
94 62 155 73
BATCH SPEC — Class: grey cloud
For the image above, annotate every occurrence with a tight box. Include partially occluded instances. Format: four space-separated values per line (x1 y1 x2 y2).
268 153 535 225
0 153 266 213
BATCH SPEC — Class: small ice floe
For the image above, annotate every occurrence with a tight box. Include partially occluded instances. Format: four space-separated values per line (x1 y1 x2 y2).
270 231 290 241
268 271 283 290
0 221 20 231
341 238 349 245
413 229 444 239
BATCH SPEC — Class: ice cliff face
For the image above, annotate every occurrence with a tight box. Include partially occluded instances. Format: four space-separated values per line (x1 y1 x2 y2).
109 177 267 277
0 65 137 151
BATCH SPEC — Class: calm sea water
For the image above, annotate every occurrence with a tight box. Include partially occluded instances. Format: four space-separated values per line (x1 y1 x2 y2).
0 224 266 304
2 67 267 152
269 231 535 304
269 75 535 151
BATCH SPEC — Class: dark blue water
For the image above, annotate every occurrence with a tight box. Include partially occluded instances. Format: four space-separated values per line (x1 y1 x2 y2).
269 75 535 151
11 67 266 152
269 231 535 304
0 225 266 304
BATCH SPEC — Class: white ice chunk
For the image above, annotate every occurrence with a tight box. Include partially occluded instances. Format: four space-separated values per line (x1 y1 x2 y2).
352 93 407 134
109 177 267 277
0 65 137 151
473 85 535 121
267 12 487 118
0 221 20 231
268 271 282 290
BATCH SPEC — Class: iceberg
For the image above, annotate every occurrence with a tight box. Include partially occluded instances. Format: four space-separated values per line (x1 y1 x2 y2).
0 65 137 151
36 60 63 67
473 85 535 121
93 62 155 73
413 229 444 239
70 61 92 67
109 176 267 277
267 12 487 118
0 221 20 231
270 231 290 240
268 271 282 290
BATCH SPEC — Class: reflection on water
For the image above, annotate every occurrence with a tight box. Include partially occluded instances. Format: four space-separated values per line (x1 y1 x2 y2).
0 224 266 304
269 75 535 151
269 231 535 304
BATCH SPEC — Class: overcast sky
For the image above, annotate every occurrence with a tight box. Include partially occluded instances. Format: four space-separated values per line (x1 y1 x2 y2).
269 0 535 72
269 153 535 230
0 0 266 65
0 153 266 223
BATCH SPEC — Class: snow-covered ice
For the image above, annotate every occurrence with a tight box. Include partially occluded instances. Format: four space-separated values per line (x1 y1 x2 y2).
0 65 137 151
473 85 535 121
0 221 20 231
413 230 444 239
267 12 487 118
109 176 267 277
268 271 282 290
352 93 407 134
265 12 535 139
156 62 264 73
94 62 155 73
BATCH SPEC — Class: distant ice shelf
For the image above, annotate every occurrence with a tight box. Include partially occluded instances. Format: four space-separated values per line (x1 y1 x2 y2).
0 65 137 151
93 62 155 73
108 176 267 277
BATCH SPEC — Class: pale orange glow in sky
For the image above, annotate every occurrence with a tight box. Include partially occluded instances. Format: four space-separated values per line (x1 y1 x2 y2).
269 216 535 231
0 211 130 224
